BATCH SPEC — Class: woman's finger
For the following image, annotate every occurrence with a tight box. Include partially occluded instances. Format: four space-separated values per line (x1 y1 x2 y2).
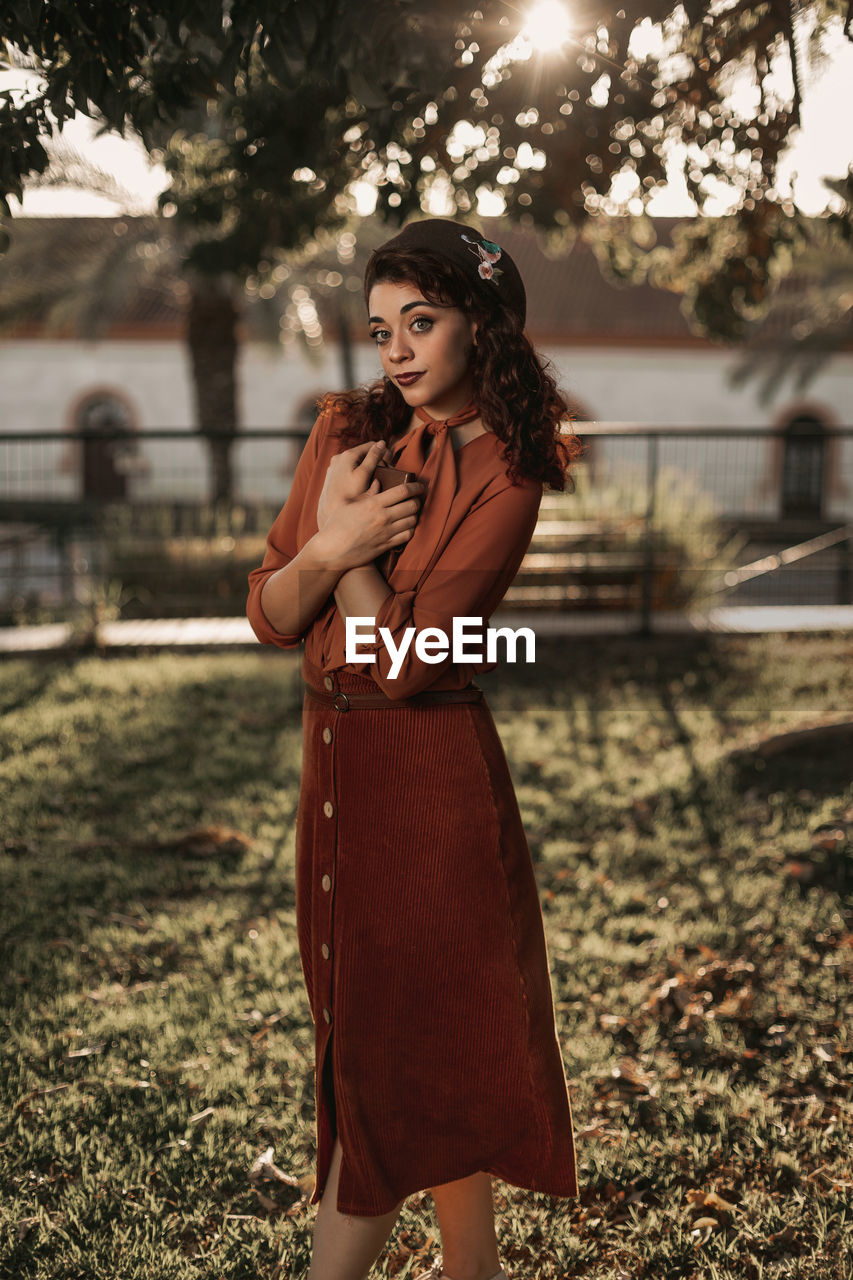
390 514 418 536
346 440 383 463
376 480 425 505
358 441 388 469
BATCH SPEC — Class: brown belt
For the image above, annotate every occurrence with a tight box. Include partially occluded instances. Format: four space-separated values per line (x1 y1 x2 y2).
305 682 484 712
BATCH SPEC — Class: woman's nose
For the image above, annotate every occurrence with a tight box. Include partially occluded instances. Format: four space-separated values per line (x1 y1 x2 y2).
388 330 413 362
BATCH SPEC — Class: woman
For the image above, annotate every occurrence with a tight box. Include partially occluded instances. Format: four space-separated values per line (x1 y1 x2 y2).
246 217 583 1280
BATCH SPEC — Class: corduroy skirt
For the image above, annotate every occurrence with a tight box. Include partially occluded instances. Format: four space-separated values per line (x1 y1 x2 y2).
295 657 579 1217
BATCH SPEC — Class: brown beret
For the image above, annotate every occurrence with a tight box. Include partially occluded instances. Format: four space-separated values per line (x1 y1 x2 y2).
368 217 526 326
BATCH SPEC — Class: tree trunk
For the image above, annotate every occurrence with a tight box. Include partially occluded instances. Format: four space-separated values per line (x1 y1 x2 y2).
337 299 355 390
186 275 239 503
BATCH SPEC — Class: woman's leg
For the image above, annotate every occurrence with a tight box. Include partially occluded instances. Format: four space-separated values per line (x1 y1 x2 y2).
429 1171 503 1280
306 1136 404 1280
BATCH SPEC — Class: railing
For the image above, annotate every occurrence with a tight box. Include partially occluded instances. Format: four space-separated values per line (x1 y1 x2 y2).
2 425 852 634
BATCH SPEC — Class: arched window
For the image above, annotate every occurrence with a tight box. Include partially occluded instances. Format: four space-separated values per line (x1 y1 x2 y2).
781 413 826 519
73 390 140 501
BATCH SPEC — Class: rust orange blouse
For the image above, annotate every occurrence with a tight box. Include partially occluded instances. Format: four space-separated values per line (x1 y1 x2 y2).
246 400 542 698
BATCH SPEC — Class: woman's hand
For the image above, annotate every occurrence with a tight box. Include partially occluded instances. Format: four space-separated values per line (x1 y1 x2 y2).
316 439 392 530
312 481 425 573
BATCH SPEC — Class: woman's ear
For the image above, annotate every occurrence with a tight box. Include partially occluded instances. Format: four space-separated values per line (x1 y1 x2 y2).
470 320 479 348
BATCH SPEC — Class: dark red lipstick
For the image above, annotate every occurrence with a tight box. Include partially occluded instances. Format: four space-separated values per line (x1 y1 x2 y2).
395 372 425 386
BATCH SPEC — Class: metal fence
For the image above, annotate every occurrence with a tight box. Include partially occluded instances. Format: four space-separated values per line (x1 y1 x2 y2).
2 425 852 635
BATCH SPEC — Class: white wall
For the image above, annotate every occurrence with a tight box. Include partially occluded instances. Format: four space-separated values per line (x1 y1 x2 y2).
1 335 851 515
547 345 853 428
0 337 384 432
546 345 853 519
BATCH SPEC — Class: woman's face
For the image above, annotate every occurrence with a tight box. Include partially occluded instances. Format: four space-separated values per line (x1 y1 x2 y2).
367 279 478 421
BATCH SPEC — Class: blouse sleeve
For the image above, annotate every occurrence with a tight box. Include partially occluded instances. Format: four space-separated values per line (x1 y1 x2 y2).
245 405 330 648
353 477 542 697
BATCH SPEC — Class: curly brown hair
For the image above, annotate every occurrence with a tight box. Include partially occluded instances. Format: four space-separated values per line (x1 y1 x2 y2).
321 244 583 491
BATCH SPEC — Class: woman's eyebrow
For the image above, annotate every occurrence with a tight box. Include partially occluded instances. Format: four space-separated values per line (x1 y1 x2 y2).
368 299 438 323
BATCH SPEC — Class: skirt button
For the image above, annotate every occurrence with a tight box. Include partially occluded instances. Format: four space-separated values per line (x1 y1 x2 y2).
321 874 332 892
323 1007 332 1024
321 942 330 959
323 676 334 691
322 727 333 745
323 800 334 818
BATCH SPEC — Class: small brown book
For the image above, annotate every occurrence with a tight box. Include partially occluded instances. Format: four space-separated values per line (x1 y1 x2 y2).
373 464 416 491
372 465 421 573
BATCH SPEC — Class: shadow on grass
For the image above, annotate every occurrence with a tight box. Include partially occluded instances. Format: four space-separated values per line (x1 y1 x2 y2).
482 633 736 831
2 638 852 1278
1 654 307 989
728 734 853 805
4 635 851 991
0 660 63 718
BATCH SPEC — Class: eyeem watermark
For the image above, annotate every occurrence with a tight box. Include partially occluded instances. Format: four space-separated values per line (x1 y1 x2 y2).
345 615 535 678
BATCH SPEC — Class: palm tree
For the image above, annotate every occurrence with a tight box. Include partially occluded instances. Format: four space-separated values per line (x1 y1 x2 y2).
0 135 246 499
0 136 364 500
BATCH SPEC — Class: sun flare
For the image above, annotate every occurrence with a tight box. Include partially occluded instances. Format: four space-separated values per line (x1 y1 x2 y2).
522 0 572 52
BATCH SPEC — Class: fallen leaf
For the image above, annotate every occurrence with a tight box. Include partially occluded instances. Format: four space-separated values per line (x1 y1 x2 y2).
16 1084 69 1109
687 1188 738 1215
784 860 815 884
716 985 753 1017
599 1013 630 1030
66 1043 105 1060
577 1123 622 1138
173 824 253 859
249 1146 300 1187
690 1216 718 1244
766 1223 798 1250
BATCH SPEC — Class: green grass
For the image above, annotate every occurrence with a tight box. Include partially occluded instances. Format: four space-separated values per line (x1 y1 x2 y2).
1 634 851 1280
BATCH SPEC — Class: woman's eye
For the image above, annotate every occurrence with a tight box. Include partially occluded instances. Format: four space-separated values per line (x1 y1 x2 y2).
370 318 431 343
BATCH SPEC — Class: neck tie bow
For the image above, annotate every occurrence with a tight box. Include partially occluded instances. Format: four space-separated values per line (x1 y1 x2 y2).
379 397 480 583
390 396 480 465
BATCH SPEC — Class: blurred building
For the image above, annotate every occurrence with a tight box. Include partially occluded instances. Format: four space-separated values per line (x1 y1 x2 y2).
0 215 851 521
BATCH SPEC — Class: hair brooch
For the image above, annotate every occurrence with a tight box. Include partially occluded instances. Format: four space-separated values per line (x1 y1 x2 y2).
461 233 503 282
